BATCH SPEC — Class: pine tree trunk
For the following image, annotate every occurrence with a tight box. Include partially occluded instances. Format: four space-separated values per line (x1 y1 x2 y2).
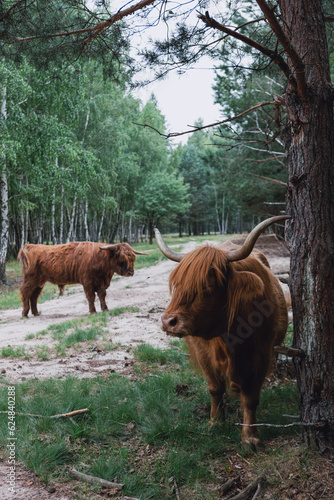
280 0 334 457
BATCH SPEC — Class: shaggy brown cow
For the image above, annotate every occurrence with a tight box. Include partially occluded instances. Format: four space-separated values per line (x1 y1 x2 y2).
155 216 289 446
18 241 146 317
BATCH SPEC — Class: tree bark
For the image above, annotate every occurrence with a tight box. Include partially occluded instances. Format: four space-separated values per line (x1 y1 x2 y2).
279 0 334 457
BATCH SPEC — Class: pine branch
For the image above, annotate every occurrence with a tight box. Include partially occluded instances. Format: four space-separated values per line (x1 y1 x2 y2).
0 0 27 22
134 101 276 139
198 11 295 87
256 0 308 98
14 0 157 44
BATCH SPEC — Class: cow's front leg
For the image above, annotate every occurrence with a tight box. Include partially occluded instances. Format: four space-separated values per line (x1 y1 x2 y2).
97 289 108 312
208 379 226 423
240 390 261 447
84 286 97 314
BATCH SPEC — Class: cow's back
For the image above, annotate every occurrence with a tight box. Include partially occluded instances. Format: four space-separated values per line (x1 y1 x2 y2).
18 242 107 285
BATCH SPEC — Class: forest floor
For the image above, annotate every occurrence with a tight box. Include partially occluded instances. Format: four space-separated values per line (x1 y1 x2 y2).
1 235 333 499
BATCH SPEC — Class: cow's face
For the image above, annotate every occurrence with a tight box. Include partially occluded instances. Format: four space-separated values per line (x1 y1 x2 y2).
114 244 136 277
161 246 229 338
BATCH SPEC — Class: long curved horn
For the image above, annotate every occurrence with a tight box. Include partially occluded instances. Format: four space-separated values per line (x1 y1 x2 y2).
100 244 148 255
226 215 290 262
154 228 185 262
100 244 116 250
133 249 149 255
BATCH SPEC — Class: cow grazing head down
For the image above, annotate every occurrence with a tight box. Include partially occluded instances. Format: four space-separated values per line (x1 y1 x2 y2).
155 216 290 446
18 241 147 317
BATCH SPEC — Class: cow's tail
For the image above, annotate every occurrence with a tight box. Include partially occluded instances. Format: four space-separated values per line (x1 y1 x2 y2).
18 246 31 275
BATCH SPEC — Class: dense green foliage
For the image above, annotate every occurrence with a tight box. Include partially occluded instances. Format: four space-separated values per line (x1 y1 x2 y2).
1 0 302 279
1 57 191 255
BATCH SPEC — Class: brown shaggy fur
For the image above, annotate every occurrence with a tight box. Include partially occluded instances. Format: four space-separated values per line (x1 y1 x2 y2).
18 242 137 317
162 241 288 446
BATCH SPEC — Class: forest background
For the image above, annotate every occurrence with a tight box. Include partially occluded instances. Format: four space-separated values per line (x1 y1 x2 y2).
0 0 294 274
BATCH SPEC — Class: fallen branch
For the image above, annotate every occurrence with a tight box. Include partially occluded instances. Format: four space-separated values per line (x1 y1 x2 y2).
274 346 304 358
52 408 89 419
235 421 326 428
251 482 262 500
70 469 124 490
0 408 89 418
173 478 181 500
220 477 238 495
228 474 266 500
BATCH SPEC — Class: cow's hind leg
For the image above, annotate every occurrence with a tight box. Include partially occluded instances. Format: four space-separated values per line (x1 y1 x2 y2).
83 286 97 314
30 287 43 316
20 282 31 317
97 289 108 312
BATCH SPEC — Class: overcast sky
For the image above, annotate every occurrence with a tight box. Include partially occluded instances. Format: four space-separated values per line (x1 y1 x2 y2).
87 1 223 144
132 57 221 145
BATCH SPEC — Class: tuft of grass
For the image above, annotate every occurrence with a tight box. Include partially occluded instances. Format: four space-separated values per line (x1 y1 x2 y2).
108 306 140 316
57 326 100 351
134 343 187 365
20 441 72 484
36 345 50 361
25 333 35 340
1 346 27 358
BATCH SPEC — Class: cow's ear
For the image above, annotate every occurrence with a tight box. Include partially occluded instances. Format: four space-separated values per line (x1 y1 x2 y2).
226 271 265 330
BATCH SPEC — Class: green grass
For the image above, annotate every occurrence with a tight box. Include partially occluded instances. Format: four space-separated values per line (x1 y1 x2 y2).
0 282 66 311
1 346 28 358
0 343 300 498
2 308 140 360
35 345 50 361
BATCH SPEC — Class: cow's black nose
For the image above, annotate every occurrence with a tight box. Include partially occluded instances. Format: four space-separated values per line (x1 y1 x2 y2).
161 312 179 332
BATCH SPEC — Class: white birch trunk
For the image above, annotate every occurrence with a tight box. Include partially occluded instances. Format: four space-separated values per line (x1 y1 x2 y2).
59 183 64 244
51 187 57 244
84 198 90 241
37 215 43 244
0 86 8 283
97 211 104 242
66 194 77 243
20 174 25 247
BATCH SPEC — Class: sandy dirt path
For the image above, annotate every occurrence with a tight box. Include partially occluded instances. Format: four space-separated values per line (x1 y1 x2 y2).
0 241 200 383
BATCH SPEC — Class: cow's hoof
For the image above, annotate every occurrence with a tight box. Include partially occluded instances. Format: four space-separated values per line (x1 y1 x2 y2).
241 437 261 452
208 418 224 429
